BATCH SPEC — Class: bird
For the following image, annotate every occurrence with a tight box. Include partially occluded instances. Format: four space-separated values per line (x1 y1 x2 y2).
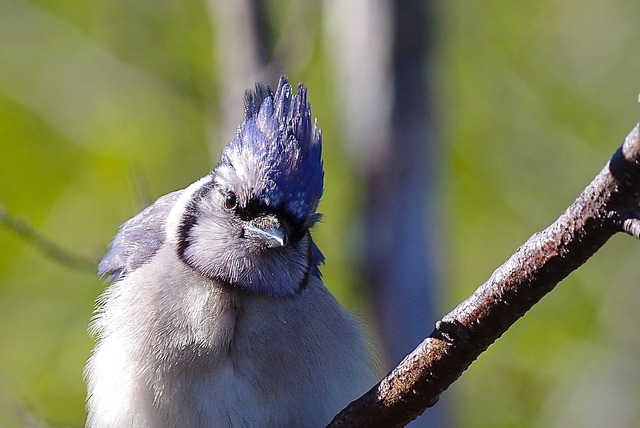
85 76 374 427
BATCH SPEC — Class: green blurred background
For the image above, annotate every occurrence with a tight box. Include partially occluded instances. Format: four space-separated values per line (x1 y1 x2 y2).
1 0 640 427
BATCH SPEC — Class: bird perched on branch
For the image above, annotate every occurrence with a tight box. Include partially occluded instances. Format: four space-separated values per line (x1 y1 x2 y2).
85 76 373 427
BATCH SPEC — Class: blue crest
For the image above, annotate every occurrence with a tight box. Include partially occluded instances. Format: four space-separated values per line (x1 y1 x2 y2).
216 76 324 224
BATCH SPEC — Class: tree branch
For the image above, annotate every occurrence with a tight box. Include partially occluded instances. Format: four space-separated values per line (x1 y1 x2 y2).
0 203 96 272
328 123 640 427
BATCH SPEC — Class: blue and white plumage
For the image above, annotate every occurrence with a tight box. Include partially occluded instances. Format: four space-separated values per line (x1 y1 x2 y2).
85 77 373 427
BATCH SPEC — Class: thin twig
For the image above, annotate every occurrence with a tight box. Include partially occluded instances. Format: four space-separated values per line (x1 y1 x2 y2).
611 206 640 239
0 203 96 272
129 167 153 210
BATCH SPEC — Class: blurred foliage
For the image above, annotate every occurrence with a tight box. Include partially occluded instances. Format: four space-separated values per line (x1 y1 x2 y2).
438 1 640 427
1 0 640 427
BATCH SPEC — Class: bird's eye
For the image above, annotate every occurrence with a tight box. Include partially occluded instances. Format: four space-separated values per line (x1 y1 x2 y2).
224 191 238 210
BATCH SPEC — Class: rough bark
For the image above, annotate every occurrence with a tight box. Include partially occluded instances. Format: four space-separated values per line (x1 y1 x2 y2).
328 124 640 427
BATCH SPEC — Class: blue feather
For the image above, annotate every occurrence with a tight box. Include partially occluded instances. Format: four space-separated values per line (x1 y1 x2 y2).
217 76 324 225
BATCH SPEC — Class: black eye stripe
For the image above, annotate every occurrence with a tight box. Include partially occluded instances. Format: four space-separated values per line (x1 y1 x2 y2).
216 186 310 239
177 181 215 259
231 198 307 238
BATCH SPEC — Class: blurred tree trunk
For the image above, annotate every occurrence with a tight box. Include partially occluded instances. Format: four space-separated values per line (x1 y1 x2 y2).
207 0 277 148
326 1 445 427
369 2 444 427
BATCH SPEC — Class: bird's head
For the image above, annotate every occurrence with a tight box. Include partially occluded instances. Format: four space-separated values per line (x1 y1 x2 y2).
176 77 325 298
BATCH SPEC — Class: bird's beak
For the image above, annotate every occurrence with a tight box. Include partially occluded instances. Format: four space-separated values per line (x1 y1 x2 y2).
244 214 289 249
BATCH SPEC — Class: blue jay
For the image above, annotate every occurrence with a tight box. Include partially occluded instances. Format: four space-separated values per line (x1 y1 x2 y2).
85 77 373 427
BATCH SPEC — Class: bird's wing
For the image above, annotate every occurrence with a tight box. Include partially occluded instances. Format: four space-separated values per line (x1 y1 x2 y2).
98 190 183 282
